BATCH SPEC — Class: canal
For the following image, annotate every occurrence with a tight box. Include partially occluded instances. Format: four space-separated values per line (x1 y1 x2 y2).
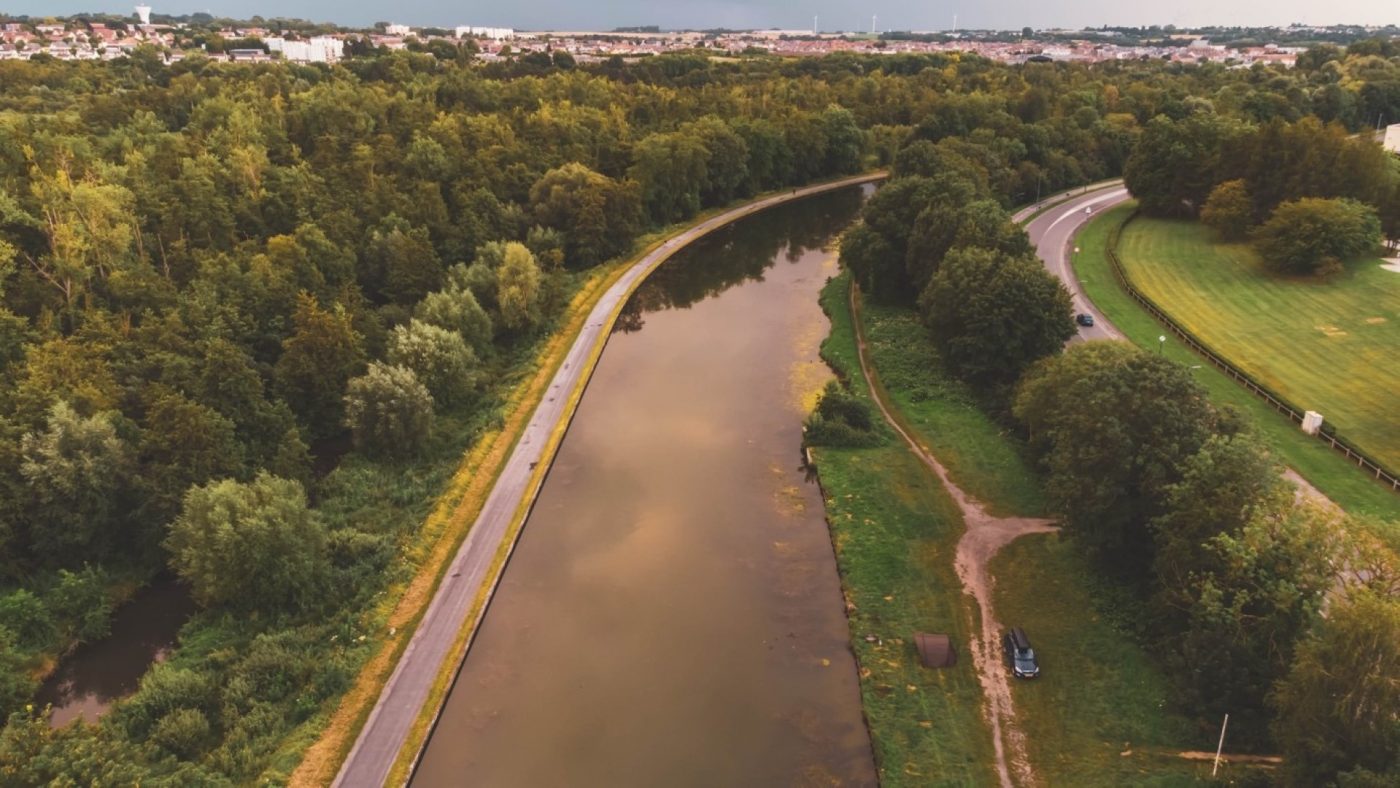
412 186 878 786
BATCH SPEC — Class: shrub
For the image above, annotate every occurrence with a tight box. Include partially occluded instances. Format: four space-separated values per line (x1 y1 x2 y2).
343 362 435 458
1251 197 1381 275
1200 178 1254 240
805 382 882 447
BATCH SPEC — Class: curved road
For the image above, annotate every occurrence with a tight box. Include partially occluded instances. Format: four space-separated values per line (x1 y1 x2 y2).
334 173 886 788
1016 183 1132 341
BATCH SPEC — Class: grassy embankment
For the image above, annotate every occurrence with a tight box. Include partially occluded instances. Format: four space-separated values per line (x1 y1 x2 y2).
813 272 997 785
815 272 1220 785
1074 205 1399 528
1119 217 1400 477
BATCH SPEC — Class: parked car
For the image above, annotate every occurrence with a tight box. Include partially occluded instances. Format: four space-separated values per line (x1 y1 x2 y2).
1002 627 1040 679
1075 313 1095 327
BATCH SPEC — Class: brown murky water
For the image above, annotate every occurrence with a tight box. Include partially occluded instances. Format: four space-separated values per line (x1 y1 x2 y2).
413 187 877 787
35 578 195 727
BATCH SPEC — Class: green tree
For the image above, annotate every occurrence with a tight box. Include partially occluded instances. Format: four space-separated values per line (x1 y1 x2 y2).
273 293 366 439
343 362 434 458
0 590 54 651
1152 433 1287 621
528 163 640 267
1124 113 1247 216
0 630 36 721
386 319 480 406
414 276 494 354
820 104 865 175
921 247 1074 391
165 472 328 614
1272 589 1400 785
1171 501 1339 736
495 242 543 333
20 401 129 564
138 386 245 525
48 566 114 643
1251 197 1382 275
1200 178 1255 240
1014 342 1217 573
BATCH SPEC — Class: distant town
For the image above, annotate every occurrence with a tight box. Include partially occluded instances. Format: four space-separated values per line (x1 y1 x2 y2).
2 7 1399 68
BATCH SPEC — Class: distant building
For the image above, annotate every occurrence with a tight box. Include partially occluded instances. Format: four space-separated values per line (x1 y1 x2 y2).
1385 123 1400 155
266 35 342 63
384 23 411 36
134 4 151 25
454 25 513 40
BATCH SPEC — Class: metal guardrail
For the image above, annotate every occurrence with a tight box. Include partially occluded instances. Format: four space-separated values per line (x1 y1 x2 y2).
1104 213 1400 494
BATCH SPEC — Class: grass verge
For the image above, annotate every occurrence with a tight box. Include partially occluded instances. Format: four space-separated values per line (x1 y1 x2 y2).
1073 204 1399 526
814 271 998 786
1117 217 1399 475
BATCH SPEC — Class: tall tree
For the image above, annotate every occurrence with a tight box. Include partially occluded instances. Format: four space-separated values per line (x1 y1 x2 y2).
273 293 366 439
165 473 328 614
920 247 1074 391
1014 343 1218 574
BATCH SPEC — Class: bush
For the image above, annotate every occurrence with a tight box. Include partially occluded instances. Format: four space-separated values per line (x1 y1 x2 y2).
1251 197 1381 275
151 708 211 759
343 362 435 458
0 590 54 651
805 382 882 447
1200 179 1254 240
165 473 329 615
48 566 114 643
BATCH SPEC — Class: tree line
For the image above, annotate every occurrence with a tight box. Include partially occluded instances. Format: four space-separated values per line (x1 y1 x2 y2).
1126 113 1400 273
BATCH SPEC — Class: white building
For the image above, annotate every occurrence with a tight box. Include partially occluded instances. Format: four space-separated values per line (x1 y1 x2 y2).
454 26 513 40
134 4 151 25
1384 123 1400 155
384 23 411 36
266 35 342 63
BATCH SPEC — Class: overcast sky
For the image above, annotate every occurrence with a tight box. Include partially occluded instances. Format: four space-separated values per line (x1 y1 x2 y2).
9 0 1399 32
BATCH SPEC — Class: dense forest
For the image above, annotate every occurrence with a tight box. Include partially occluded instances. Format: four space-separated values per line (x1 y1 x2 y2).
0 40 1398 782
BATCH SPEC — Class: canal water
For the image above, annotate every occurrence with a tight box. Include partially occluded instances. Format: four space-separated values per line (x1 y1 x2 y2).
413 186 877 787
35 578 195 727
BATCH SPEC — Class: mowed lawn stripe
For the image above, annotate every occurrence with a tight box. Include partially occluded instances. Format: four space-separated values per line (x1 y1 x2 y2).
1118 217 1400 473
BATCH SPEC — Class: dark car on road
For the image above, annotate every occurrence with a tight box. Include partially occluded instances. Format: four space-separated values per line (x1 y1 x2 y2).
1002 627 1040 679
1075 313 1095 327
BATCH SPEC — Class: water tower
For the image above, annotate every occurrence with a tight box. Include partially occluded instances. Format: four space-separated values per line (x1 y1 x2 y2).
135 4 152 24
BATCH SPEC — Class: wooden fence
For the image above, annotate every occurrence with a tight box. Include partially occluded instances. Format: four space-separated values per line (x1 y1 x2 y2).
1104 214 1400 493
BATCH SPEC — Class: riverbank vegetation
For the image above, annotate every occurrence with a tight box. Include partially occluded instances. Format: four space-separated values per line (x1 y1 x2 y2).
1 36 1398 781
824 42 1400 784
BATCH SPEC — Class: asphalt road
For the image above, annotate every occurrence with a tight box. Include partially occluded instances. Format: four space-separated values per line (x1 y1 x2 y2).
1017 183 1132 342
333 172 886 788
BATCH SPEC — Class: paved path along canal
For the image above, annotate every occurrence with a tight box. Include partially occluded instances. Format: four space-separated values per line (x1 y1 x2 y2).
411 185 878 787
336 176 883 787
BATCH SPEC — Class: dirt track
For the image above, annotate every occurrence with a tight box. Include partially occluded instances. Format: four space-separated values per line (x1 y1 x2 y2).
848 284 1055 788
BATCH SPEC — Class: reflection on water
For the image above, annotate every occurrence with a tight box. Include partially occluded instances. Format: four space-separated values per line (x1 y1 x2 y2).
414 187 876 787
35 579 195 727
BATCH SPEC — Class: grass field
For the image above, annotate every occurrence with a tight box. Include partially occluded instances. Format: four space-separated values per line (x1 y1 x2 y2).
816 272 1216 785
993 536 1254 785
1117 217 1400 475
1074 206 1400 527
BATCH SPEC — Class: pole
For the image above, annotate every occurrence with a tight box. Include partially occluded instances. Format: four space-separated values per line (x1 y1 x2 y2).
1212 713 1229 777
